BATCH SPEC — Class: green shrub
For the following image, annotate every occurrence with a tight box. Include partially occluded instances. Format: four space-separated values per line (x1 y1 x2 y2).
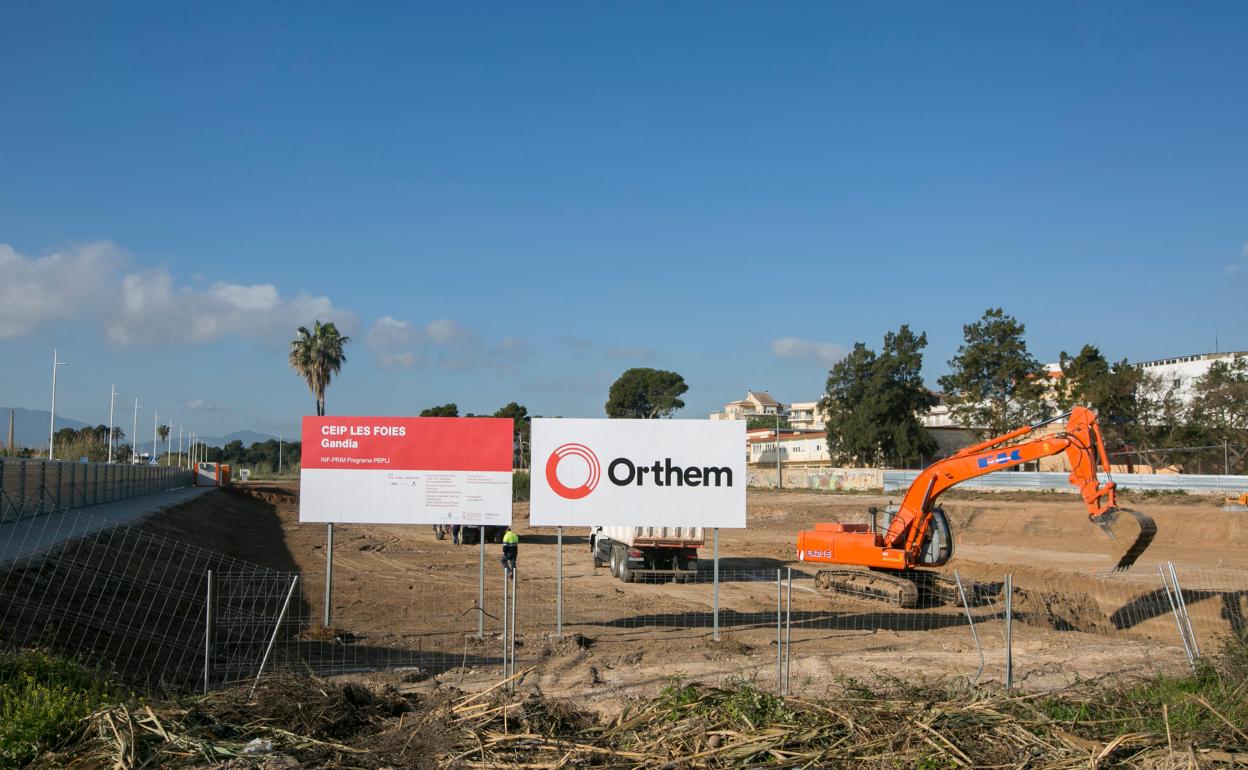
513 471 530 502
0 650 118 768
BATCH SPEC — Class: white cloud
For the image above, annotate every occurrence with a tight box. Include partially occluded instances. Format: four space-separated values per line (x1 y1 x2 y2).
105 267 354 346
0 241 355 346
1227 242 1248 275
366 316 526 372
771 336 849 366
186 398 230 412
0 242 125 339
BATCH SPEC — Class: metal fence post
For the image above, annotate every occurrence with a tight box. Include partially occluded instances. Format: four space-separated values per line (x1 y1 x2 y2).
510 566 518 686
501 562 509 682
784 566 792 694
776 569 782 692
1160 564 1196 668
251 575 299 698
1168 562 1200 659
477 526 485 638
954 571 985 685
712 528 720 641
323 523 334 628
1004 573 1013 690
204 570 215 694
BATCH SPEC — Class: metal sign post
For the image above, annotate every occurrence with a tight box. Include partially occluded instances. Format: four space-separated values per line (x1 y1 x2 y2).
556 526 563 637
712 528 720 641
323 523 334 627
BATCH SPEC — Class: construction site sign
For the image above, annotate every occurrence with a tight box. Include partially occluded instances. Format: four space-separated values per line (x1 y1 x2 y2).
299 416 513 525
530 418 746 527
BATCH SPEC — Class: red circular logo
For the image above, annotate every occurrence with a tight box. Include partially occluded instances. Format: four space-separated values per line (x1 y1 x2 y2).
546 443 601 499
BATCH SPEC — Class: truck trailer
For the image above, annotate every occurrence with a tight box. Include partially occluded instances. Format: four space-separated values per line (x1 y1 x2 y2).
589 526 703 583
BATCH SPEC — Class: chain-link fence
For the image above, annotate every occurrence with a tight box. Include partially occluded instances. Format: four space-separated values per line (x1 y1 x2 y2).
0 456 190 523
4 504 1245 697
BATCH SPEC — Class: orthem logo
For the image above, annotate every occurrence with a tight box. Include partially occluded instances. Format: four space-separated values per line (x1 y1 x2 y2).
546 443 601 499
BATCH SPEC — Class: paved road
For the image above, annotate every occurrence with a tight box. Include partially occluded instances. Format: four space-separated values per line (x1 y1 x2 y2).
0 486 215 566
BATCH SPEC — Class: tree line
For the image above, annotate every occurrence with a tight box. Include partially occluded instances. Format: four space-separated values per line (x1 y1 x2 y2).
281 316 1246 475
820 308 1248 473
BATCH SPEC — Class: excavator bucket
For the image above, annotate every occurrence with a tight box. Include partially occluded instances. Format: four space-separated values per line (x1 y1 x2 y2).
1093 508 1157 571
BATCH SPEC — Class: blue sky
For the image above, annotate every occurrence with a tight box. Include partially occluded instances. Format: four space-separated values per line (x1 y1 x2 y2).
2 2 1246 439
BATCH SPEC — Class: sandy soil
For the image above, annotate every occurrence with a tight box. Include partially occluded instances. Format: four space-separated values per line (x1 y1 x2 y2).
142 484 1248 708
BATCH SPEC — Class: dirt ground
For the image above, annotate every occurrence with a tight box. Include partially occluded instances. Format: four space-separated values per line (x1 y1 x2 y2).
142 484 1248 710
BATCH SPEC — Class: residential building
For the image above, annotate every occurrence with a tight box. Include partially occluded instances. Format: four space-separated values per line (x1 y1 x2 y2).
787 401 824 430
710 390 786 420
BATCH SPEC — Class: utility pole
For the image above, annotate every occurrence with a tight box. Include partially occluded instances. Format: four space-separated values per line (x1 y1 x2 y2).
775 411 782 490
178 426 183 468
131 399 140 465
48 349 68 460
153 409 159 466
107 385 122 464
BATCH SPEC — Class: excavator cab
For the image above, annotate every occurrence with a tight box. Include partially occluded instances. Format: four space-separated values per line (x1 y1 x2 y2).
877 504 953 567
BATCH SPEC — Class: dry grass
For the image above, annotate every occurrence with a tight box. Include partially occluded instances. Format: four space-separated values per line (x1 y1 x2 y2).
23 634 1248 769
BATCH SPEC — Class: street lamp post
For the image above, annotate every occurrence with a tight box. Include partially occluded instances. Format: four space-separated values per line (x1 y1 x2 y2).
48 349 68 460
107 385 122 464
153 409 159 466
131 399 140 465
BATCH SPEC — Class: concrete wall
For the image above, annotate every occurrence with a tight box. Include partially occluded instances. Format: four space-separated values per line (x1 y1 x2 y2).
747 466 883 491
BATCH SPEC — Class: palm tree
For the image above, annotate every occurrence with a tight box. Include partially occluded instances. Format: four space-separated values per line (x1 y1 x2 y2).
157 424 171 464
289 321 351 416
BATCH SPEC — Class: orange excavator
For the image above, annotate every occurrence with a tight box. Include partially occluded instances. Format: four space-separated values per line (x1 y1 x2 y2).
796 406 1157 608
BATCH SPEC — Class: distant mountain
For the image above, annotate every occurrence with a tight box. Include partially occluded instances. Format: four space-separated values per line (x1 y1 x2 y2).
1 407 92 449
136 430 280 454
0 407 281 452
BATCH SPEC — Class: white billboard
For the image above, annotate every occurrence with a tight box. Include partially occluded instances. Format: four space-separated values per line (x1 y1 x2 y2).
530 418 746 528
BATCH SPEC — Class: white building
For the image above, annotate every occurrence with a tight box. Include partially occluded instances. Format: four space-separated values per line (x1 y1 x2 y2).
1133 351 1247 403
748 433 831 465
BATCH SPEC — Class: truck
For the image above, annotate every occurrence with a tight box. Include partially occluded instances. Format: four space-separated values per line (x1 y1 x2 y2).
588 526 703 583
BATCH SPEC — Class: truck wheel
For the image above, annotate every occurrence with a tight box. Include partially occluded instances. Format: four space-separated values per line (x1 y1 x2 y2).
609 546 622 578
591 539 605 568
434 526 446 541
619 561 636 583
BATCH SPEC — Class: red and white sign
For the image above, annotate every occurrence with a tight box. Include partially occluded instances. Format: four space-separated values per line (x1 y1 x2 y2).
299 416 513 525
531 419 746 528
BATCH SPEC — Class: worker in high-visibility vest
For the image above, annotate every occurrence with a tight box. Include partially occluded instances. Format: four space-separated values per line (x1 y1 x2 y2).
501 526 519 572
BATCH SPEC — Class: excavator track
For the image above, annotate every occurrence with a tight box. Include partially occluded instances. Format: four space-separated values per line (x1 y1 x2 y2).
815 568 1004 609
815 569 920 609
1094 508 1157 572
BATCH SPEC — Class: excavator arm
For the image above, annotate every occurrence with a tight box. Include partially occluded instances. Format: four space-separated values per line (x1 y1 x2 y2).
887 406 1120 554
